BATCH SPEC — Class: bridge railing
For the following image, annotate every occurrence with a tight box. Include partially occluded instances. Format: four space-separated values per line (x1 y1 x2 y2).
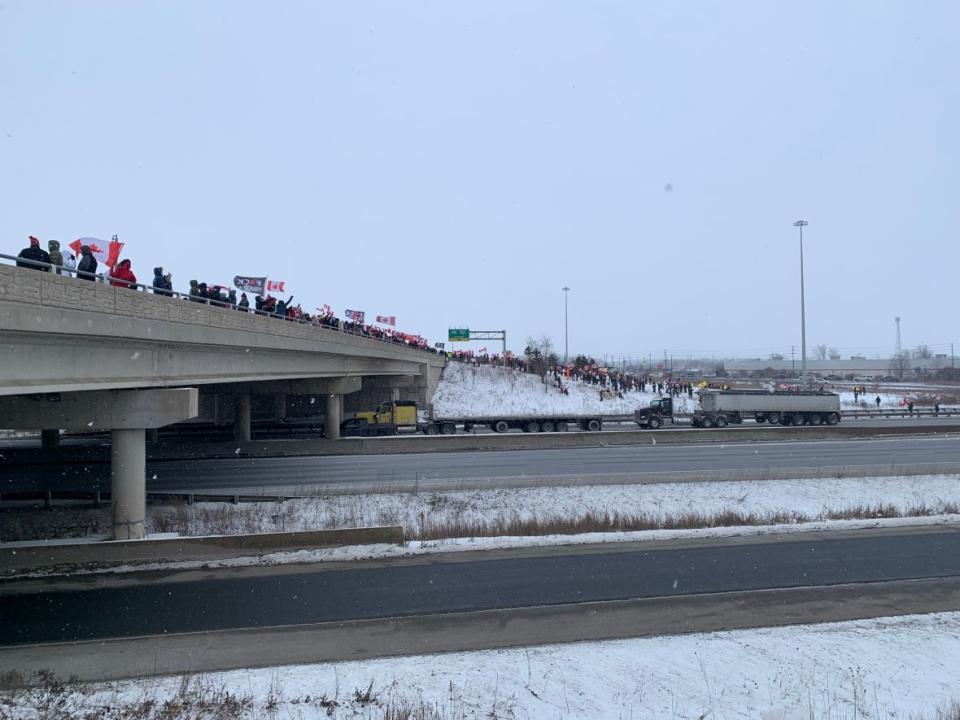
0 253 442 356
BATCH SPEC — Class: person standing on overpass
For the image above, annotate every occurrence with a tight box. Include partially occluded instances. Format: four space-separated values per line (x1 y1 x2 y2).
16 236 50 270
876 395 881 408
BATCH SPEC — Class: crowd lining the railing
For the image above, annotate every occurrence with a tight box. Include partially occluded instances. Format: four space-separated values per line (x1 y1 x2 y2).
2 247 441 355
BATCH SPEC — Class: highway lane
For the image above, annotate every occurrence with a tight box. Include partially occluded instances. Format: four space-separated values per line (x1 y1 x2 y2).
4 527 959 645
1 434 959 494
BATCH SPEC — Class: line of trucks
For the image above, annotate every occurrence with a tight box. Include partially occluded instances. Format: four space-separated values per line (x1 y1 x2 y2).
339 391 842 436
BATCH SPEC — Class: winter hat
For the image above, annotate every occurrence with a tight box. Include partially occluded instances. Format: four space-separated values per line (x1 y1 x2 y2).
29 236 40 247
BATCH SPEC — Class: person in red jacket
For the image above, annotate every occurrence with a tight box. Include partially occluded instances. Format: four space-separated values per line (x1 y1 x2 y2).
109 258 137 289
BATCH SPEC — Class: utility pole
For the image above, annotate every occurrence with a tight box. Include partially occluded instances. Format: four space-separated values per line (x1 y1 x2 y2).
793 220 809 387
791 345 795 376
895 316 902 356
562 287 570 365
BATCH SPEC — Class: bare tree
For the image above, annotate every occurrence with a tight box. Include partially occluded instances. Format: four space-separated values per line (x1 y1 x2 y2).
814 344 828 361
913 344 932 359
828 347 841 360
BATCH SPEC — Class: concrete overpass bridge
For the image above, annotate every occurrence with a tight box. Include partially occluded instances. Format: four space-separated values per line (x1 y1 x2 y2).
0 261 445 538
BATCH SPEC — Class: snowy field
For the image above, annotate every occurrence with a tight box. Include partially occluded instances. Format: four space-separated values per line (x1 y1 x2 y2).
7 612 960 719
150 473 960 539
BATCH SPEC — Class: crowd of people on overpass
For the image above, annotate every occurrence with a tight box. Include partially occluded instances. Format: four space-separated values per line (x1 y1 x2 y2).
448 349 698 399
11 236 440 355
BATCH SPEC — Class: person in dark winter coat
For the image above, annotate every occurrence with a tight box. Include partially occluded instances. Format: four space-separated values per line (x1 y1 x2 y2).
152 267 173 296
109 259 137 289
227 289 237 307
76 245 98 280
238 292 250 311
47 240 64 273
16 236 50 270
188 280 201 301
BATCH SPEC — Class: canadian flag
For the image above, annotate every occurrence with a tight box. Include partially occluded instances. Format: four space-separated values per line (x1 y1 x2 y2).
69 237 123 271
375 315 396 326
266 280 286 293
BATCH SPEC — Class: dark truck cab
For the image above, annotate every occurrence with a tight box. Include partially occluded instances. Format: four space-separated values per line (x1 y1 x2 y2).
634 397 674 429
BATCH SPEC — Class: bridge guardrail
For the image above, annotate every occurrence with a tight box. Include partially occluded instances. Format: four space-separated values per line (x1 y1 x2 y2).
0 253 441 357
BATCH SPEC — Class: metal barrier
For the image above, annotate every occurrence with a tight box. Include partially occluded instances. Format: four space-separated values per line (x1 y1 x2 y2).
842 407 960 419
0 252 441 356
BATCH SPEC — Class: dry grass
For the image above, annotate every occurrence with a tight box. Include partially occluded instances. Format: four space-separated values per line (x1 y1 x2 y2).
0 670 471 720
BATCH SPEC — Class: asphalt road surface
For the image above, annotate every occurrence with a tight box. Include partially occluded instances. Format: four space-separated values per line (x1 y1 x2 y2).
4 527 959 646
2 435 959 494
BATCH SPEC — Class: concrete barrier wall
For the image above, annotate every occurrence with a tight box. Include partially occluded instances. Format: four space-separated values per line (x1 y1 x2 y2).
0 525 404 575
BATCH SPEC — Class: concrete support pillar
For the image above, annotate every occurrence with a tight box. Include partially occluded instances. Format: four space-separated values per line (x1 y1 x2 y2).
275 393 287 420
326 394 341 440
234 394 252 442
391 387 401 403
111 428 146 540
40 429 60 450
146 428 159 443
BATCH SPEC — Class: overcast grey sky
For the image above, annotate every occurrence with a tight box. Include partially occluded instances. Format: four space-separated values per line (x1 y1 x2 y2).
2 1 956 360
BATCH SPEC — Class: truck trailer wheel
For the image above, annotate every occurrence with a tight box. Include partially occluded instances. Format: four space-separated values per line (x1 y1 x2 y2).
440 422 456 435
714 415 728 428
826 413 840 425
808 413 823 425
586 418 602 432
556 421 569 432
647 416 662 429
524 421 541 433
492 420 510 433
790 414 804 426
424 423 440 436
701 416 715 428
541 420 556 433
766 413 781 425
754 413 766 423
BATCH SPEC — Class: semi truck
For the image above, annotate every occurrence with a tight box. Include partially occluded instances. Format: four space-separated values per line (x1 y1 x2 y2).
351 400 606 435
634 390 841 429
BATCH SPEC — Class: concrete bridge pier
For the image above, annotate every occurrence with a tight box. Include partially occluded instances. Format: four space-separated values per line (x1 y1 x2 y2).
234 394 252 442
325 394 341 440
0 388 198 540
111 428 146 540
274 393 287 420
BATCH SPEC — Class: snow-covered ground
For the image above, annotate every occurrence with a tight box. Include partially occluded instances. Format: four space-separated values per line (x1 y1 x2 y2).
433 363 695 417
151 473 960 538
8 612 960 719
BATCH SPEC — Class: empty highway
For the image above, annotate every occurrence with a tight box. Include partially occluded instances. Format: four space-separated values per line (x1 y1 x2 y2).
4 526 960 646
1 434 959 494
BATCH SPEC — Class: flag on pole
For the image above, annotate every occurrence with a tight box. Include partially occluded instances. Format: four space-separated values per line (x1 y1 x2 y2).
233 276 267 294
69 236 123 271
266 280 286 293
345 309 365 323
375 315 396 326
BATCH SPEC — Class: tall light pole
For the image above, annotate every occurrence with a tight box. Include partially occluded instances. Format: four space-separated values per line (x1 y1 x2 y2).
793 220 809 387
562 287 570 364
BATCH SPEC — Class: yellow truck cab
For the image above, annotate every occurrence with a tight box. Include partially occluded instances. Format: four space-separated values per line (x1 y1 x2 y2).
353 400 419 429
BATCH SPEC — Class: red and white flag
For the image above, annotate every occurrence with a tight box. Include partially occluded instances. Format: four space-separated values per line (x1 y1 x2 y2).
375 315 396 326
266 280 286 293
69 236 123 271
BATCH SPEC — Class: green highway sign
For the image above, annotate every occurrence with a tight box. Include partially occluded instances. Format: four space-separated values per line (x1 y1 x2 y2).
448 328 470 342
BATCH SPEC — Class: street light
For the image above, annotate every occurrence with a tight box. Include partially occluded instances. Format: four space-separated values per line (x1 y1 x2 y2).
793 220 809 387
562 287 570 364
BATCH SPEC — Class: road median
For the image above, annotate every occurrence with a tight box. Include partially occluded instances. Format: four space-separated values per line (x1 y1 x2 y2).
0 525 403 577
